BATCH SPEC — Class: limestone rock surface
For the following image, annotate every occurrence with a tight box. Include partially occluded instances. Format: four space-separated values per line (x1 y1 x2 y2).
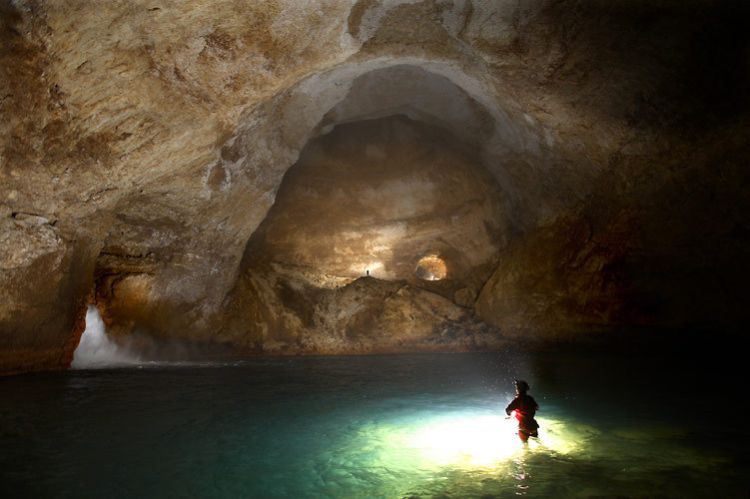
1 0 748 373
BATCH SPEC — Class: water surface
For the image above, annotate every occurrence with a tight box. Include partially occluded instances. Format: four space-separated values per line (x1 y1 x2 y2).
1 350 746 498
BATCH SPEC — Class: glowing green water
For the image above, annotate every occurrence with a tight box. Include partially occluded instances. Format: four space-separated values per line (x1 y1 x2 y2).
0 352 746 498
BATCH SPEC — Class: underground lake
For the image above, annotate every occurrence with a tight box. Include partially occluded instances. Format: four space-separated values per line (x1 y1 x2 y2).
1 340 746 498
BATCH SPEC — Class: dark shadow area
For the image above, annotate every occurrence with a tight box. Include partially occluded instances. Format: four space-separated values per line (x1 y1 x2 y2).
524 0 750 130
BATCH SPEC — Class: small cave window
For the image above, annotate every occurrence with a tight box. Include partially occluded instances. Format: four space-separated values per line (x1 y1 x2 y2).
415 255 447 281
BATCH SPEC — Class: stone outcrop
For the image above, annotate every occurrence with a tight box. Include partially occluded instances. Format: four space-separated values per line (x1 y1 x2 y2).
1 0 748 373
223 272 499 355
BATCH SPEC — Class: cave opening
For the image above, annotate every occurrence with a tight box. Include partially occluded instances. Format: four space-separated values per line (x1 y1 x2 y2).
79 63 524 355
242 114 504 291
218 63 519 355
415 255 448 281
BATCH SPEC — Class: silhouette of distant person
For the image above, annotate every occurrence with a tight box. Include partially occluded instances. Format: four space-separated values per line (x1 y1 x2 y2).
505 379 539 442
366 269 370 276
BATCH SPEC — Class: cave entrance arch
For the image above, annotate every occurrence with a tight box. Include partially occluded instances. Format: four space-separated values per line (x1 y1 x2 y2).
219 62 524 353
92 59 542 353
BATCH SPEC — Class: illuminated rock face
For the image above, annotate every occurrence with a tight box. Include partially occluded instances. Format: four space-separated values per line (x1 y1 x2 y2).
223 274 500 355
1 1 748 372
246 117 503 291
218 116 505 353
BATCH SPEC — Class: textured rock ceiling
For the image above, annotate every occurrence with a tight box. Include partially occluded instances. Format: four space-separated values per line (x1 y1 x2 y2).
0 0 748 373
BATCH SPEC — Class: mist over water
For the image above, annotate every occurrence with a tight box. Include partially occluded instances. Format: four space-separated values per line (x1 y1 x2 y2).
71 306 140 368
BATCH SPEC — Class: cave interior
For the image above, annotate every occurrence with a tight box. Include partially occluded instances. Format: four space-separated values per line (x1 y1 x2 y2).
0 1 749 494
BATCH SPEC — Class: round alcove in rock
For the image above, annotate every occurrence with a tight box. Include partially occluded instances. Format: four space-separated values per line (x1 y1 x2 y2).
415 255 448 281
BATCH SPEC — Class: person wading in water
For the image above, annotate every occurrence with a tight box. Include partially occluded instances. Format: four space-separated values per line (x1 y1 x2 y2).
505 379 540 442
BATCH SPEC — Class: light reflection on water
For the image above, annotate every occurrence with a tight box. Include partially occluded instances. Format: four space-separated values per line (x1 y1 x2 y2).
0 352 747 498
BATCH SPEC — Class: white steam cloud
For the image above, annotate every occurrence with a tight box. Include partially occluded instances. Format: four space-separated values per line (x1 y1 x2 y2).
71 306 140 368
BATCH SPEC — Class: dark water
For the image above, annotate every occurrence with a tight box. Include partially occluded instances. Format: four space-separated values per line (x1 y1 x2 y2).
1 350 747 498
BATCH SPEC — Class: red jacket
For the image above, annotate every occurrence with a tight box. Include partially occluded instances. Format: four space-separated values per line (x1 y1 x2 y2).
505 394 539 424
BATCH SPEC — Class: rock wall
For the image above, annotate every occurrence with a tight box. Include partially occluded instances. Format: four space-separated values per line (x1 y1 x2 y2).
1 0 748 373
476 127 750 339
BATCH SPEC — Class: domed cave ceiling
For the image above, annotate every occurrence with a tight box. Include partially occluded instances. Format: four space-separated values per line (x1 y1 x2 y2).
0 0 748 373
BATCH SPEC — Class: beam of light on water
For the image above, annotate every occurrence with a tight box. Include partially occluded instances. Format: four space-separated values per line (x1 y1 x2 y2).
71 306 141 368
342 406 736 498
334 407 585 497
364 410 579 471
402 414 576 467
